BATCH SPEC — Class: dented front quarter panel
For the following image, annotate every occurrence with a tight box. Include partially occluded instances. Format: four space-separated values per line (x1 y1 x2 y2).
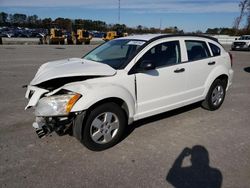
25 85 49 109
60 72 136 122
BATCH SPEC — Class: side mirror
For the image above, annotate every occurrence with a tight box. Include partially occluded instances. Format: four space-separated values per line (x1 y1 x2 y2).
139 60 156 71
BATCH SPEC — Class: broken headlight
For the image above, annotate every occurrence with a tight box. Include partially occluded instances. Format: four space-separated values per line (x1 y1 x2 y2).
35 92 81 116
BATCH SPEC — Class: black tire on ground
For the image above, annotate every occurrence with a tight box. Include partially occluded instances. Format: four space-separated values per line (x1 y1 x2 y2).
84 41 90 45
73 102 126 151
67 39 73 45
76 40 82 45
202 79 226 111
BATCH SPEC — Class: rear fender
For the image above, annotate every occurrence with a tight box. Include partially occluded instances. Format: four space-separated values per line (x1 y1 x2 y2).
203 65 229 97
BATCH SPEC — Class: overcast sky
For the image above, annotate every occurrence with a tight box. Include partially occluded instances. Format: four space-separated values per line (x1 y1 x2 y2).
0 0 242 31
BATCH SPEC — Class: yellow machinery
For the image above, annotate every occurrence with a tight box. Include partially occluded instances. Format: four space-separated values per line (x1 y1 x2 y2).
103 31 128 41
48 28 65 44
74 29 92 45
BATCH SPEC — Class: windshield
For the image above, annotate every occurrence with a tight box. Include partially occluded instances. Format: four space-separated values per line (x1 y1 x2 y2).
83 39 146 69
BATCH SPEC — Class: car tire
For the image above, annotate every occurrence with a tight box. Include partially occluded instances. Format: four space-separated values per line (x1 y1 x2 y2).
75 102 126 151
202 79 226 111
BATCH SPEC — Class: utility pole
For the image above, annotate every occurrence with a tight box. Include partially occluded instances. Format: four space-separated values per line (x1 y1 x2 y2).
118 0 120 24
159 18 162 33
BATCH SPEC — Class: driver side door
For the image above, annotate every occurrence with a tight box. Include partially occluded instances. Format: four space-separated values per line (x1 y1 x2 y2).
133 40 189 120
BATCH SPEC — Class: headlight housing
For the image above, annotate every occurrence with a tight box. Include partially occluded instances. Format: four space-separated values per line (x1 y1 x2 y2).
35 93 81 116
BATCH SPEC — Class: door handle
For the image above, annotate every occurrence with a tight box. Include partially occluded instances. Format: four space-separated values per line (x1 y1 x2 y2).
174 68 185 73
208 61 216 65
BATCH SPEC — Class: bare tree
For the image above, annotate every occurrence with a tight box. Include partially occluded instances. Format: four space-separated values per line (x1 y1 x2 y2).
233 0 249 29
246 1 250 29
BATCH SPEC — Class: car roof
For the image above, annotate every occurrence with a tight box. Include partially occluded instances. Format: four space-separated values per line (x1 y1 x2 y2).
117 33 219 43
120 34 165 41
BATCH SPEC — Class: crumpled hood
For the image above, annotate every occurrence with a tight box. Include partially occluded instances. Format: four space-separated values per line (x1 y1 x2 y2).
30 58 116 85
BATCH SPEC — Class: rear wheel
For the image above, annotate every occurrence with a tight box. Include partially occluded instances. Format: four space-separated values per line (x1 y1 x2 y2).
202 79 226 111
74 103 126 151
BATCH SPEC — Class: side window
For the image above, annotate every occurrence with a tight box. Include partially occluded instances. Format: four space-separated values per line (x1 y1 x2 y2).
209 43 221 56
185 40 211 61
140 41 181 68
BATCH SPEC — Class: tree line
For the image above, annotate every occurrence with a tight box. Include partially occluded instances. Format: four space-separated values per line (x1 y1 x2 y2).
205 27 249 36
0 12 107 31
0 12 184 34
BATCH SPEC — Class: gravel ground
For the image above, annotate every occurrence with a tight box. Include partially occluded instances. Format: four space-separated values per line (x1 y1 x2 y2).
0 44 249 188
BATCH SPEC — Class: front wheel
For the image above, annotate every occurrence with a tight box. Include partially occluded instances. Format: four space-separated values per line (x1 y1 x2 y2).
202 79 226 111
75 103 126 151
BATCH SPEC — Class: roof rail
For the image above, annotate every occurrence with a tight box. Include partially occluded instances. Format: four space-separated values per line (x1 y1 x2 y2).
151 34 219 43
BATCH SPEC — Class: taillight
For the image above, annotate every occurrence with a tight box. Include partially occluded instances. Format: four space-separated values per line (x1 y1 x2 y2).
229 52 233 67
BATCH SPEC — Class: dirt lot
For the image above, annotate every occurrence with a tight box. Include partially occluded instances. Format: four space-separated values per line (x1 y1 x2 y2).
0 44 249 188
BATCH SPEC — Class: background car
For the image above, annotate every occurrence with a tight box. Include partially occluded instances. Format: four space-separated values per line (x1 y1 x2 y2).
231 35 250 51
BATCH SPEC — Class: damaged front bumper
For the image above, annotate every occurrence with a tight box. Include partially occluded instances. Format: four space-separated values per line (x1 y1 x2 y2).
25 85 82 138
33 115 75 138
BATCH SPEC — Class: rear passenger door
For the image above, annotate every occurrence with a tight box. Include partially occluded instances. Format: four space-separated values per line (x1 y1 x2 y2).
184 40 215 98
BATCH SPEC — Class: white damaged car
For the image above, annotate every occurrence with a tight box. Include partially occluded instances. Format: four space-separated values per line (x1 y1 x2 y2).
25 34 234 150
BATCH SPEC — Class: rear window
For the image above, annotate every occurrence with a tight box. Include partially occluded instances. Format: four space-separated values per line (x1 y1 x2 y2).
185 40 211 61
209 43 221 56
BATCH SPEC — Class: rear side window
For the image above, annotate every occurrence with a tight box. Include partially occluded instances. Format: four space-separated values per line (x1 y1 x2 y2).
185 40 211 61
209 43 221 56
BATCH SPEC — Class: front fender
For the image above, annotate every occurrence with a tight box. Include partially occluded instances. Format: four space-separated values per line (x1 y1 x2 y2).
63 83 136 120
